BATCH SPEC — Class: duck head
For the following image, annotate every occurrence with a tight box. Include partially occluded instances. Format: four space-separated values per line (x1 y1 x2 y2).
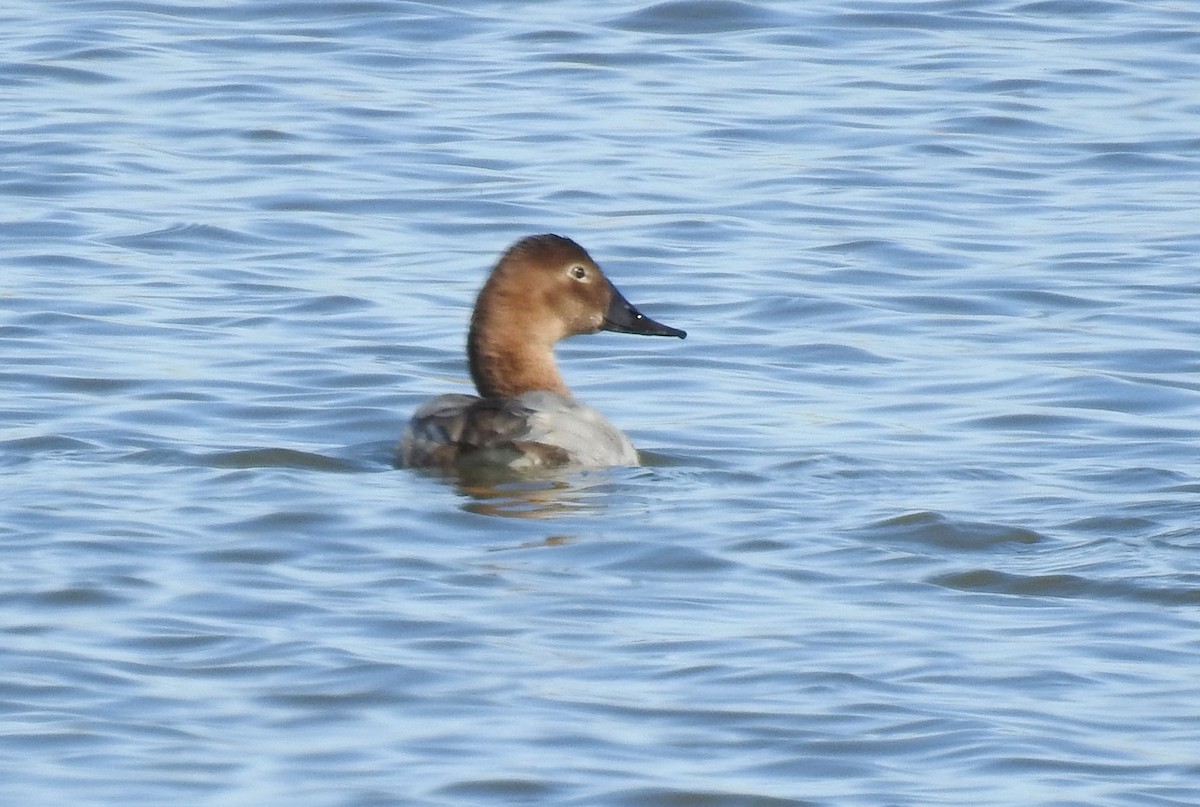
467 234 685 399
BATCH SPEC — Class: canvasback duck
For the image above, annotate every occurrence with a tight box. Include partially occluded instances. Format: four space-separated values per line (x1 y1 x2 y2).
397 234 685 470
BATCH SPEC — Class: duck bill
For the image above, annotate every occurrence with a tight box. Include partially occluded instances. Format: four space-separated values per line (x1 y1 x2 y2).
602 281 687 339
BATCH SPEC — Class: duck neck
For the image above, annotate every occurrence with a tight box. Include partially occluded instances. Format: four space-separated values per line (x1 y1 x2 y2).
468 316 571 399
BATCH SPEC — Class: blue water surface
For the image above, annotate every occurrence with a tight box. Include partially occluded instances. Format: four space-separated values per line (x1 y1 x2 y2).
3 1 1200 805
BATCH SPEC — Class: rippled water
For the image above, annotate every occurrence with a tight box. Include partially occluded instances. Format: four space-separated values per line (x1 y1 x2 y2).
4 1 1200 805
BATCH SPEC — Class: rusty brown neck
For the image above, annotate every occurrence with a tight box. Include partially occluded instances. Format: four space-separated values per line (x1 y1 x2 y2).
468 305 570 399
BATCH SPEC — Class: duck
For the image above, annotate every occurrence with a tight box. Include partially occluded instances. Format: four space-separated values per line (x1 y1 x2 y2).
397 234 686 470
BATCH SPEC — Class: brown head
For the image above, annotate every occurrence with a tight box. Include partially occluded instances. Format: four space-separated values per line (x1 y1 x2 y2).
467 234 685 399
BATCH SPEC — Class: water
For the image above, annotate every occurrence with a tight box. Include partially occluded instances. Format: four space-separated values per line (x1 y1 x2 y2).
4 1 1200 804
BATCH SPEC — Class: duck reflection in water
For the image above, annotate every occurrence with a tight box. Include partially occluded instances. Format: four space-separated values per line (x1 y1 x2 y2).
457 473 609 521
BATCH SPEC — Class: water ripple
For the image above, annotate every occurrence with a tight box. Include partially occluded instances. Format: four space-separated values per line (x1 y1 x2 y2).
5 0 1200 804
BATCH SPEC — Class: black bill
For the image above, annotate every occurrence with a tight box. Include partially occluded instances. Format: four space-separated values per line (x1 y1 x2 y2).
602 281 687 339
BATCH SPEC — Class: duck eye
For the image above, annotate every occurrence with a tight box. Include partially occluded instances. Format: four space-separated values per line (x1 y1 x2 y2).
569 264 588 280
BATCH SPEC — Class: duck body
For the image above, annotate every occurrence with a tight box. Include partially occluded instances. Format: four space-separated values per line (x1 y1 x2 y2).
397 234 685 471
399 391 637 470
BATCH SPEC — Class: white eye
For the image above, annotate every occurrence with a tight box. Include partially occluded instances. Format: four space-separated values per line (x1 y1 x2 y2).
568 264 588 280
